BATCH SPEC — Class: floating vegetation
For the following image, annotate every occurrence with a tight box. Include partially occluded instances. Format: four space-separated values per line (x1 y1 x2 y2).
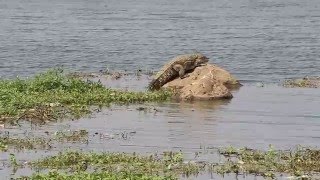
3 146 320 179
0 69 172 123
283 76 320 88
136 106 162 113
18 105 63 124
0 140 7 151
18 171 172 180
0 136 50 151
66 72 99 78
20 151 201 179
0 130 90 151
54 129 89 143
215 146 320 179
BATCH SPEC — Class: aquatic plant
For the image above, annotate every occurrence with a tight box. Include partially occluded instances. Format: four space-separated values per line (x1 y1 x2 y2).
7 146 320 179
283 76 320 88
0 130 92 151
0 136 50 150
9 153 19 168
0 69 171 123
0 140 7 151
54 129 88 143
215 146 320 178
24 151 200 179
18 171 173 180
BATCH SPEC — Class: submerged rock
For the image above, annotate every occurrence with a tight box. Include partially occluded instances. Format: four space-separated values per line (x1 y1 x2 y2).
283 76 320 88
163 64 241 100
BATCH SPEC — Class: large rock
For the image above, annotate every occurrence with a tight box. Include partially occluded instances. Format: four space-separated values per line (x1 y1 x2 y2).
163 64 241 100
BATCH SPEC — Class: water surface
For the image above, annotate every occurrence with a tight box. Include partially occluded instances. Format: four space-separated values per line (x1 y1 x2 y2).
0 0 319 81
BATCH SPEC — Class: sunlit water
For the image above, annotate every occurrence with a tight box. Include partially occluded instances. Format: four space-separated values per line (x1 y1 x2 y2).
0 0 320 179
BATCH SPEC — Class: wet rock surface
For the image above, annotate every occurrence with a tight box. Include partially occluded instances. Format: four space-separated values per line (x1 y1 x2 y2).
283 76 320 88
163 64 242 100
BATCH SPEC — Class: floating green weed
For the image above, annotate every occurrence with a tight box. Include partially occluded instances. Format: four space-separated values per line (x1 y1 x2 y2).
216 146 320 178
54 129 88 143
9 146 320 179
10 153 19 167
19 171 174 180
25 151 201 179
0 130 91 151
0 140 7 151
0 69 171 123
0 136 50 150
283 76 320 88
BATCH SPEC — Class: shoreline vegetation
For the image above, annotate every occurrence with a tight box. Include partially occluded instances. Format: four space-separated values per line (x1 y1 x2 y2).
1 68 317 124
1 133 319 179
0 69 171 124
1 138 318 179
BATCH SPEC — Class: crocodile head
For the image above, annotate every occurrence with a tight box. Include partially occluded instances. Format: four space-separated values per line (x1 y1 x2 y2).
194 53 209 66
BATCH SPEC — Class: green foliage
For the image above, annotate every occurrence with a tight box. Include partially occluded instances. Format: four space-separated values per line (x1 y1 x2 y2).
54 129 88 143
10 153 19 167
216 146 320 179
0 130 90 151
9 146 320 179
0 69 171 122
19 171 174 180
0 137 49 150
24 151 200 179
0 139 8 151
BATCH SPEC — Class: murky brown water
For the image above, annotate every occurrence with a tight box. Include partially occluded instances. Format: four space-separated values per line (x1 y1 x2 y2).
1 75 320 179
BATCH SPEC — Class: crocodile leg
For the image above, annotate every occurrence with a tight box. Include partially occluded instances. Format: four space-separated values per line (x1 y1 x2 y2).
173 64 189 79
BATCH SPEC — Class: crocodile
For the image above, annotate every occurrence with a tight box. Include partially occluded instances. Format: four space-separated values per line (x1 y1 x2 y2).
148 53 209 90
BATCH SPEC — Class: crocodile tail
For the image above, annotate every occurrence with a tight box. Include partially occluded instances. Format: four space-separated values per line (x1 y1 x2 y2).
148 78 161 91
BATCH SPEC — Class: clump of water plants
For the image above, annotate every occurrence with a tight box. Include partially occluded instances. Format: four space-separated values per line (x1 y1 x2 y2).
19 171 171 180
215 146 320 179
0 136 50 151
6 146 320 179
20 151 201 179
54 129 88 143
283 76 320 88
0 130 91 151
0 140 7 151
0 69 171 123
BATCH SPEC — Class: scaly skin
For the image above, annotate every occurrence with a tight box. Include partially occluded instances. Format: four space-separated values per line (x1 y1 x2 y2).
148 53 209 90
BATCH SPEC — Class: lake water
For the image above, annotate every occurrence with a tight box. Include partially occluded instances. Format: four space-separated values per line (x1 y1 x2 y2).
0 0 320 179
0 0 319 81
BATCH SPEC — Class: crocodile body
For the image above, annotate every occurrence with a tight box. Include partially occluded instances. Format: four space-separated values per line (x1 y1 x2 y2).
148 53 209 90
